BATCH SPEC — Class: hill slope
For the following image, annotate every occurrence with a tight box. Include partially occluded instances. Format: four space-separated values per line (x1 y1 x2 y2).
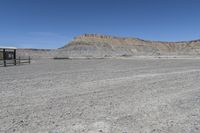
17 49 55 59
56 34 200 58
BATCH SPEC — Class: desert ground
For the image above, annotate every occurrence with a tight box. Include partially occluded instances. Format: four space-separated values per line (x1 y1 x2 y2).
0 58 200 133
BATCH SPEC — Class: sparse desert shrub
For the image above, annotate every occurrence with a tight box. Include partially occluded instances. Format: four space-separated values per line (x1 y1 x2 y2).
53 57 70 60
121 54 132 57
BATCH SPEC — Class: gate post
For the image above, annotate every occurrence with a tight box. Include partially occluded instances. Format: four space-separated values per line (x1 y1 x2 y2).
29 56 31 64
3 49 6 67
14 49 16 65
19 56 20 65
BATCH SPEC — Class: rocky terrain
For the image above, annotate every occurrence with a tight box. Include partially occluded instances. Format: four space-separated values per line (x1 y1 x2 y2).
16 34 200 59
0 58 200 133
56 34 200 58
2 35 200 133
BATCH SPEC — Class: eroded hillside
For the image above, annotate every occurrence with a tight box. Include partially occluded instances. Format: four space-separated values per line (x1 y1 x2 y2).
16 34 200 59
57 34 200 58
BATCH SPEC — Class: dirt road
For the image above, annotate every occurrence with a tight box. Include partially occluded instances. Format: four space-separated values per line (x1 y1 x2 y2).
0 58 200 133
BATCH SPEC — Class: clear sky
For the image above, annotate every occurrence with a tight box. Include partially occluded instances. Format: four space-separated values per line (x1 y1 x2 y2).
0 0 200 49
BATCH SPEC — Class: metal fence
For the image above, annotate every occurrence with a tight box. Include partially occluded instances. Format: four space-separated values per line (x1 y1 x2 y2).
0 56 31 67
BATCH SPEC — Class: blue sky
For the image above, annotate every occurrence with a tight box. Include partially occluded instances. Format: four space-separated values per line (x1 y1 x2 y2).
0 0 200 49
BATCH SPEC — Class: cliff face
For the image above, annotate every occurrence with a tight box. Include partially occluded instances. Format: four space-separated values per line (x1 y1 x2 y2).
57 34 200 58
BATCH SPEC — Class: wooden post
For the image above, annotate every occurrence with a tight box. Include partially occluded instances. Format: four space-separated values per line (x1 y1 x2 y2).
28 56 31 64
19 56 20 65
3 49 6 67
14 49 16 65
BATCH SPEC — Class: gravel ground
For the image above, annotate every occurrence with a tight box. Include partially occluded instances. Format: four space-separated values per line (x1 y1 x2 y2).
0 58 200 133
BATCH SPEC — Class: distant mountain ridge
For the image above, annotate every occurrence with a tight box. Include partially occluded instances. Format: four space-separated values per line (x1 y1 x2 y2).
56 34 200 58
16 34 200 59
17 48 55 59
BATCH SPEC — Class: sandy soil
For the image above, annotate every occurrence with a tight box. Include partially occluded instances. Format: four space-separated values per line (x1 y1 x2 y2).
0 58 200 133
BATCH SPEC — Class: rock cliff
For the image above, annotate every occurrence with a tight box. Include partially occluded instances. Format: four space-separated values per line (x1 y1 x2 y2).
57 34 200 58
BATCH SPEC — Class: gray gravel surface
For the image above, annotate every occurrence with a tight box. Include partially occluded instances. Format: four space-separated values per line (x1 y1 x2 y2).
0 58 200 133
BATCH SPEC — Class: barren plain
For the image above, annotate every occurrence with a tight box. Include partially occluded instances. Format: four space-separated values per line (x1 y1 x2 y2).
0 58 200 133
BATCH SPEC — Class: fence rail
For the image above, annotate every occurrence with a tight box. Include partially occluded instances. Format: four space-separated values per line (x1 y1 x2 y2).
0 56 31 67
